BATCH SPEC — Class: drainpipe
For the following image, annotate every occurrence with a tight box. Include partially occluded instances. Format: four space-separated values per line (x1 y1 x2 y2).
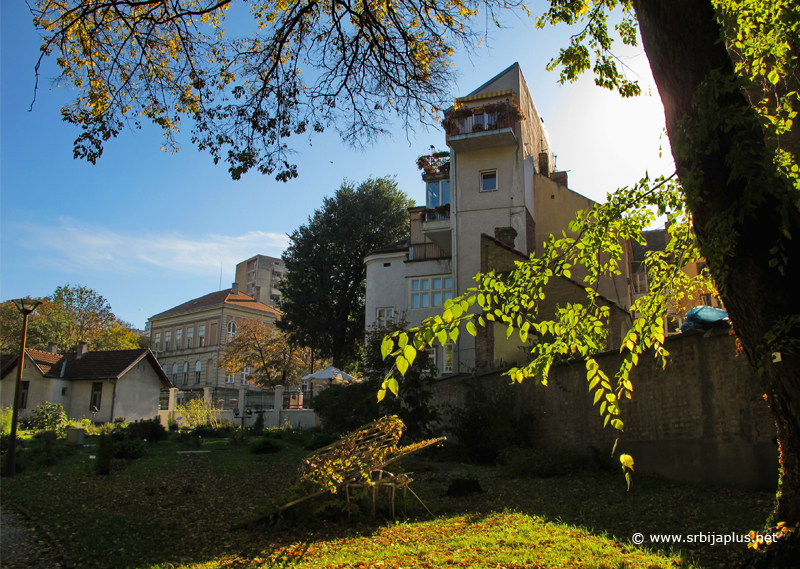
450 148 459 374
107 379 117 422
216 303 225 389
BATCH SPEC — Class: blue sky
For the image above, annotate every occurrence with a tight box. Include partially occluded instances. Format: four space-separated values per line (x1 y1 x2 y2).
1 1 674 329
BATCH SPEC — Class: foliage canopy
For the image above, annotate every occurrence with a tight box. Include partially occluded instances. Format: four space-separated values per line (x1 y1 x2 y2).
1 284 144 354
279 176 411 369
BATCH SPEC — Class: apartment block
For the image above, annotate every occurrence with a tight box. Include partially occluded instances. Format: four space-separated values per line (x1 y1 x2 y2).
365 63 630 376
234 255 285 306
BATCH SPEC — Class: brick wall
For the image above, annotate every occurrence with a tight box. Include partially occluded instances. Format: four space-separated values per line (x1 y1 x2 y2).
433 329 779 490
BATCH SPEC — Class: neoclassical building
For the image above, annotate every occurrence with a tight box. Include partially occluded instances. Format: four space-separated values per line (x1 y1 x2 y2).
147 284 279 391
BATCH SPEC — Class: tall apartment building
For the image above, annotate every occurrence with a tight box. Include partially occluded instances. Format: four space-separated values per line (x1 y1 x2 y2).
235 255 285 306
147 285 279 391
365 63 630 376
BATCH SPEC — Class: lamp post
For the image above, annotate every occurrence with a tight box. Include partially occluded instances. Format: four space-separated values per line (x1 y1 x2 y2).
5 298 42 477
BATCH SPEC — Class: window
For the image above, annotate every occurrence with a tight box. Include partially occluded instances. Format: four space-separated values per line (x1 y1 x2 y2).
377 307 394 328
241 367 250 385
227 321 237 342
187 327 194 348
195 361 202 384
20 381 29 409
183 362 189 385
444 343 454 373
164 331 171 351
426 180 451 208
154 332 161 350
172 363 178 384
481 170 497 192
198 325 205 347
272 272 283 280
410 276 453 309
226 373 235 384
90 382 102 411
62 387 68 396
176 329 183 350
425 346 436 369
163 364 169 376
248 270 256 281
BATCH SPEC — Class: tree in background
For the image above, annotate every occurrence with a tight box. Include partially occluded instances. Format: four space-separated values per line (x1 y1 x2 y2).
217 318 311 388
279 177 411 369
0 284 141 353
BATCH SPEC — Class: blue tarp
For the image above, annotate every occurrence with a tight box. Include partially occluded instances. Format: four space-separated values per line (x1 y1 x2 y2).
679 306 729 333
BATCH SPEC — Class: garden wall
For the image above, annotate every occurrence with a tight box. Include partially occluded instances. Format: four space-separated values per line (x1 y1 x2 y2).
431 329 780 490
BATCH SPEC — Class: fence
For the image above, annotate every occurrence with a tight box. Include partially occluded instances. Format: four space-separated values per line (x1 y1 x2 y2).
159 384 317 429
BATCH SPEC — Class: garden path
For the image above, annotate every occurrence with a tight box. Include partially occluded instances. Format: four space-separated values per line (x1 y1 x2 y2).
0 504 64 568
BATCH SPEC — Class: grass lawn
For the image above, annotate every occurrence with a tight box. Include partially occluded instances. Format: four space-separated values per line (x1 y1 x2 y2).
1 430 773 569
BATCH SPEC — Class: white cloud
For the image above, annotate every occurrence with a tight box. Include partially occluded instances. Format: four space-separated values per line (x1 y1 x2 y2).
14 217 289 276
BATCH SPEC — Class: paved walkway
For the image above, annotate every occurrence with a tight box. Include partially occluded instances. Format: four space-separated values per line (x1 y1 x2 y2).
0 504 63 569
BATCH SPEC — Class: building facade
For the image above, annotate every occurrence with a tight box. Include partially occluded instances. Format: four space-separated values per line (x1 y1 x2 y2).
365 63 630 376
0 346 169 423
147 285 279 391
234 255 285 306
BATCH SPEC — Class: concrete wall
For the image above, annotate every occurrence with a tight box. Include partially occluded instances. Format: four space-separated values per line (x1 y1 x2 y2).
432 329 779 490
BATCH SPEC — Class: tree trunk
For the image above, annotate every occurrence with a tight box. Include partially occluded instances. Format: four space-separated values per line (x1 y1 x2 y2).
633 0 800 562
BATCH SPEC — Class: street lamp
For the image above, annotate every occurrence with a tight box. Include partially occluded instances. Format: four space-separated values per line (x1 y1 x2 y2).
4 298 42 477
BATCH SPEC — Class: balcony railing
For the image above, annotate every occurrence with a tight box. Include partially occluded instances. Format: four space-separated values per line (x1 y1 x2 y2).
420 205 451 222
408 242 449 261
444 115 517 137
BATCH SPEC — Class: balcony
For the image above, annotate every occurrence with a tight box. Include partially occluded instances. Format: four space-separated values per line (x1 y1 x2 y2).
442 101 523 152
408 242 450 262
418 205 451 254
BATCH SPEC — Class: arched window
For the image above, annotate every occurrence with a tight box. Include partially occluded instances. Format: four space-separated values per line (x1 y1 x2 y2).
182 362 189 385
227 321 237 342
171 363 178 385
195 361 202 384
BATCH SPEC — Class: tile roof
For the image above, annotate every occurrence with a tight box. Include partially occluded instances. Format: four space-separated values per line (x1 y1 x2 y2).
150 288 280 320
1 348 171 387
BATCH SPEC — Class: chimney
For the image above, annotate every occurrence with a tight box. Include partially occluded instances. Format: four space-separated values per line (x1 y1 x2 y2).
48 342 58 354
76 341 88 359
231 282 239 295
494 227 518 249
550 171 568 187
538 152 550 176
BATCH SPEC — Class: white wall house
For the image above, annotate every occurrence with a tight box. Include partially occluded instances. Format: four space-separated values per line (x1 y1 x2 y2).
0 346 170 423
365 63 630 376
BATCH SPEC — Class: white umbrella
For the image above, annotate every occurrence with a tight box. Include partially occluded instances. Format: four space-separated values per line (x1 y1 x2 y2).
301 365 358 383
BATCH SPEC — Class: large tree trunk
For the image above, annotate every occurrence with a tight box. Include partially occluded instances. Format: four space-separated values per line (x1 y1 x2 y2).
633 0 800 562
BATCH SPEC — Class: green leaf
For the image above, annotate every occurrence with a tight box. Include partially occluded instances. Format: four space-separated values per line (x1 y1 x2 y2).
396 355 409 376
377 388 386 402
620 453 634 471
387 376 399 397
380 337 393 360
437 330 448 345
593 388 604 404
506 325 514 339
450 327 460 344
466 320 477 336
403 345 417 366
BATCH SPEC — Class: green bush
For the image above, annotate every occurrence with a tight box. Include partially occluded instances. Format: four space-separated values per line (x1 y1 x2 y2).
251 412 265 435
0 407 13 436
304 431 340 450
250 437 283 454
26 402 68 435
446 378 532 464
113 438 147 459
95 433 114 475
127 418 167 443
